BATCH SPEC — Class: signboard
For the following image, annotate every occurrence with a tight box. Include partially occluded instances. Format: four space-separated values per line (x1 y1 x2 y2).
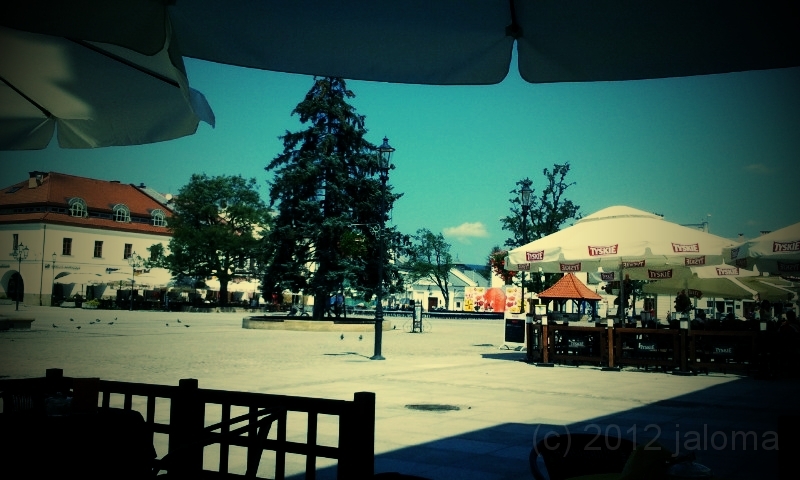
504 317 525 343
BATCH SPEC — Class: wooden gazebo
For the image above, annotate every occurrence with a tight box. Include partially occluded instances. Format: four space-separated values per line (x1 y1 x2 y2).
538 273 602 319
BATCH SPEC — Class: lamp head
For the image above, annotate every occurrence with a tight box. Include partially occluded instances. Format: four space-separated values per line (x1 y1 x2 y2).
377 137 394 174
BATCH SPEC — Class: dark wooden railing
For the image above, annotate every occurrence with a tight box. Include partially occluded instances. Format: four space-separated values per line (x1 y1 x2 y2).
0 369 375 479
532 321 797 375
614 328 681 371
546 325 608 366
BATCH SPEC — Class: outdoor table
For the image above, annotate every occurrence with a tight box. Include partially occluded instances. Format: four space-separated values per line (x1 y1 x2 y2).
0 407 156 479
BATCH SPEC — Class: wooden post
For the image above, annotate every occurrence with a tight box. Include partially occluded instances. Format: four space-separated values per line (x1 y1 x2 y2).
168 378 204 479
526 313 536 363
338 392 375 479
541 318 550 365
601 320 620 371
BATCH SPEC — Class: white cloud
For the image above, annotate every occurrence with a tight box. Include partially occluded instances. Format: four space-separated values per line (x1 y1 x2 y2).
443 222 490 242
744 163 775 175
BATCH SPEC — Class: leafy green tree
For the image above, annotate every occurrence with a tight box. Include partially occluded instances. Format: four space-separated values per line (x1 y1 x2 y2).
153 174 271 306
404 229 454 309
264 77 405 319
500 163 581 292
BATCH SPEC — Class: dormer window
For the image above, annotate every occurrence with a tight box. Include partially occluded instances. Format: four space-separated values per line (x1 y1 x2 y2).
68 197 87 218
113 204 131 223
151 209 167 227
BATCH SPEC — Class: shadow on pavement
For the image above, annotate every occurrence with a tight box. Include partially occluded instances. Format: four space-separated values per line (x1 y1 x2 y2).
290 374 798 480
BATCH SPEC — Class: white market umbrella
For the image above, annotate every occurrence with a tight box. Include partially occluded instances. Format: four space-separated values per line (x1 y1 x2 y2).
641 264 762 300
205 278 260 293
0 22 214 150
53 272 104 285
5 1 798 86
725 222 800 276
507 206 739 274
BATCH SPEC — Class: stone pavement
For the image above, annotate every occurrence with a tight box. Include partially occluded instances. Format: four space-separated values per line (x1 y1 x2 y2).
1 304 796 479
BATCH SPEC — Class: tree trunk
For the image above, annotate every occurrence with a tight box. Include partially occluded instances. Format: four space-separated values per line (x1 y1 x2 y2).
219 279 228 306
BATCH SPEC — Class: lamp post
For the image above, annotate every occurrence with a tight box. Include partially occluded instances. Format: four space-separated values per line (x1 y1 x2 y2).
371 137 394 361
51 252 56 306
519 181 532 312
519 181 533 362
128 251 144 311
11 243 29 311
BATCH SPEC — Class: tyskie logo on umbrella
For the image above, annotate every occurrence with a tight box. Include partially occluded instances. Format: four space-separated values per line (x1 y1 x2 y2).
560 263 581 272
715 266 740 276
588 244 618 256
600 272 615 281
648 269 673 279
773 241 800 252
517 263 531 271
526 250 544 261
684 256 706 266
777 262 800 272
622 260 645 268
672 243 700 253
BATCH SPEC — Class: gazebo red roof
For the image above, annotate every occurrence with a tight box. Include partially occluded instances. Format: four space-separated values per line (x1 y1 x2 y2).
537 273 602 301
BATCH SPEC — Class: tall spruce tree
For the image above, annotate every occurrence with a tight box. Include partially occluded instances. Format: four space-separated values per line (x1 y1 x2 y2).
264 77 404 319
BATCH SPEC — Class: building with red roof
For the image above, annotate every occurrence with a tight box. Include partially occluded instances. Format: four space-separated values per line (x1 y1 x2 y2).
1 171 173 306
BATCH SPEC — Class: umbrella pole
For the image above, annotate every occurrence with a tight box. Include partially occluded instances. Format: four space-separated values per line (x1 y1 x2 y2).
602 266 623 371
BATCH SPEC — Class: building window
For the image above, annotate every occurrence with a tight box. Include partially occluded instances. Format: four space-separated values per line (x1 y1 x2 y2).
151 208 167 227
68 197 88 218
13 233 18 251
113 204 131 223
124 243 132 259
62 238 72 256
94 241 103 258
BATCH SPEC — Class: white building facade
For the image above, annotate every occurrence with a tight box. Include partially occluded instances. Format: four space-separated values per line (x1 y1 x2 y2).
1 171 173 306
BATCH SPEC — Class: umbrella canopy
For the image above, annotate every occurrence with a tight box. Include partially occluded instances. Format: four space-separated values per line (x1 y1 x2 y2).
53 272 103 285
507 206 739 274
725 222 800 275
641 264 764 300
5 1 799 86
0 21 214 149
204 278 261 293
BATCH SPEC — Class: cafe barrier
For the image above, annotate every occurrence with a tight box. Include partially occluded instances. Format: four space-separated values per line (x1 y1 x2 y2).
0 368 375 479
532 319 798 375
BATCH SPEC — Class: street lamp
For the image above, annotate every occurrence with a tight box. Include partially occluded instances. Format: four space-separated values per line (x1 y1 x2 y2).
128 251 144 311
51 252 56 306
519 181 533 362
519 181 533 312
10 243 29 311
372 137 394 361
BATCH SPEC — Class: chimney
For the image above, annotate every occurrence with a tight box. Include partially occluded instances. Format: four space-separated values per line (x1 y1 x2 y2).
28 171 47 188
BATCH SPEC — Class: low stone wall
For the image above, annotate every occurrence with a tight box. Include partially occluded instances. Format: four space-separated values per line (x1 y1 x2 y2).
0 317 35 330
243 316 392 332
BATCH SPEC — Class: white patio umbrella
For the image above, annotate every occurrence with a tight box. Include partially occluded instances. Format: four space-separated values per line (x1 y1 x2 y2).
725 222 800 276
53 272 104 285
641 264 763 301
5 1 798 86
507 206 739 274
0 21 214 149
507 206 740 320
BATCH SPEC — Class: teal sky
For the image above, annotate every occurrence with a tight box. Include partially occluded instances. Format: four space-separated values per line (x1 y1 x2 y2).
3 60 799 265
